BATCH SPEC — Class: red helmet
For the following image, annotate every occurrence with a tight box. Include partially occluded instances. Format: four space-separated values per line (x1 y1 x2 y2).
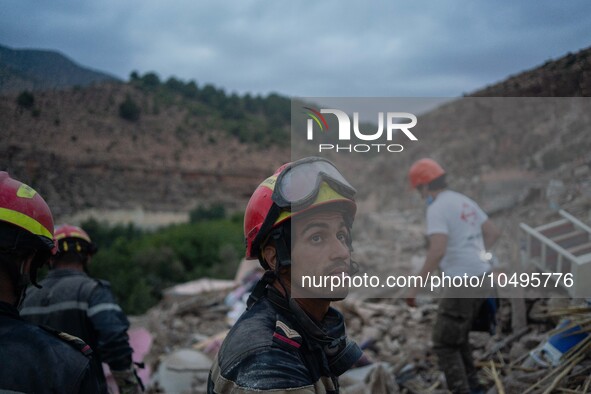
244 157 356 260
54 224 97 255
408 158 445 189
0 171 55 253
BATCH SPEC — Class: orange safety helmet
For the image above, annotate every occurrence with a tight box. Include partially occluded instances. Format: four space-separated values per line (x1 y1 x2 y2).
0 171 55 254
408 158 446 189
54 224 98 256
244 157 357 262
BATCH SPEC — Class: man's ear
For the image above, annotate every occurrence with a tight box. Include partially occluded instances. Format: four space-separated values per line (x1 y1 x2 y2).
262 245 277 271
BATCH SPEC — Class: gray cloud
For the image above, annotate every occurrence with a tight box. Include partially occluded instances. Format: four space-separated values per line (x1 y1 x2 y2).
1 0 590 97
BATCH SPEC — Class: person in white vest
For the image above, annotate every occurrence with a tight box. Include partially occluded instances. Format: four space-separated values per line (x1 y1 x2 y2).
406 158 501 394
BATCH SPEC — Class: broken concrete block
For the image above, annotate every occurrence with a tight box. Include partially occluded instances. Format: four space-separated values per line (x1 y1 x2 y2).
151 348 212 394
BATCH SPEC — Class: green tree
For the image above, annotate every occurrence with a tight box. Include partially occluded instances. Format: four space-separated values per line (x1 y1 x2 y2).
84 218 242 314
118 95 141 121
199 84 226 107
140 72 161 88
16 91 35 109
165 76 184 92
189 203 226 222
182 81 199 99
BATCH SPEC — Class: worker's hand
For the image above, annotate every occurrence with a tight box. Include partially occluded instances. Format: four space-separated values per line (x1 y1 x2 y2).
405 297 417 308
111 365 144 393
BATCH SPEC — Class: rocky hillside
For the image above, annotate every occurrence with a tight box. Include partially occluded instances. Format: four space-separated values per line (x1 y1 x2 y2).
0 44 119 94
0 78 289 221
470 46 591 97
359 46 591 219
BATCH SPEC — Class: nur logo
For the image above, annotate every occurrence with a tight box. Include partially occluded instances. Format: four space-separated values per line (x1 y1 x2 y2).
303 107 329 135
304 107 418 153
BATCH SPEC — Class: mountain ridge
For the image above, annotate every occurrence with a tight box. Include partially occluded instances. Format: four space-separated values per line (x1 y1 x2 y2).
0 43 120 93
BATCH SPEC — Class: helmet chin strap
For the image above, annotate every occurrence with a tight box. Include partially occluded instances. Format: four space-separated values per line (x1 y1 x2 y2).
29 246 52 289
16 259 32 309
271 228 292 300
272 229 291 267
247 226 292 309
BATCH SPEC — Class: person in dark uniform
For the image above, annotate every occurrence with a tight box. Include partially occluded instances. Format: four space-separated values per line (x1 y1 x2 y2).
0 171 100 393
21 224 142 394
208 157 363 393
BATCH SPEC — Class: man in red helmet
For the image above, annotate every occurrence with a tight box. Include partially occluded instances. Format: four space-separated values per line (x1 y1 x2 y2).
208 157 362 393
21 224 142 394
406 159 501 394
0 171 101 393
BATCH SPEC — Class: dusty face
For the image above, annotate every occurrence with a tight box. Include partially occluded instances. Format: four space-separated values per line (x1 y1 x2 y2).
289 210 352 299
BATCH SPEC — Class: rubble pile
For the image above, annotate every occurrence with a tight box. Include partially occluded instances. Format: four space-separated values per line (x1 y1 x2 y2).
141 201 591 393
478 304 591 394
338 299 443 391
144 290 230 393
142 287 591 393
332 297 591 393
139 156 591 393
145 290 230 361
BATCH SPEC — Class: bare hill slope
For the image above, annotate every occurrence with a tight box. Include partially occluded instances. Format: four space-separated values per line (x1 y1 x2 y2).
0 82 288 220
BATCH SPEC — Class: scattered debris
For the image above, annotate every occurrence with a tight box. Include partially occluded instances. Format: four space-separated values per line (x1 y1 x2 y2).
141 208 591 393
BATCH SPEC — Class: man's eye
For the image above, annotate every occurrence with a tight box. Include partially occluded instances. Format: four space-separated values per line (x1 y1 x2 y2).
337 232 349 242
310 234 322 243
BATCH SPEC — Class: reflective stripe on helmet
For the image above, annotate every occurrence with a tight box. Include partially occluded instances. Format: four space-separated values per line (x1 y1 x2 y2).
0 207 53 240
55 230 92 243
274 181 355 225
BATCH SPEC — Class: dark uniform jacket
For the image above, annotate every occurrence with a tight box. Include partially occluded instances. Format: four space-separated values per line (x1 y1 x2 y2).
0 301 100 393
20 269 133 393
208 287 361 394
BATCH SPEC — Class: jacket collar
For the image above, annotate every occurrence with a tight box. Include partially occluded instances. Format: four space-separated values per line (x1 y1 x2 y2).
46 268 88 279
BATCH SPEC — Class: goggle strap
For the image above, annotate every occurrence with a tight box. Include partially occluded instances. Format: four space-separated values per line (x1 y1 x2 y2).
324 176 356 199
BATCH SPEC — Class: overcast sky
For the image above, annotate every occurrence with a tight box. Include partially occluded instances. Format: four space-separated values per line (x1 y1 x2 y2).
2 1 590 98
